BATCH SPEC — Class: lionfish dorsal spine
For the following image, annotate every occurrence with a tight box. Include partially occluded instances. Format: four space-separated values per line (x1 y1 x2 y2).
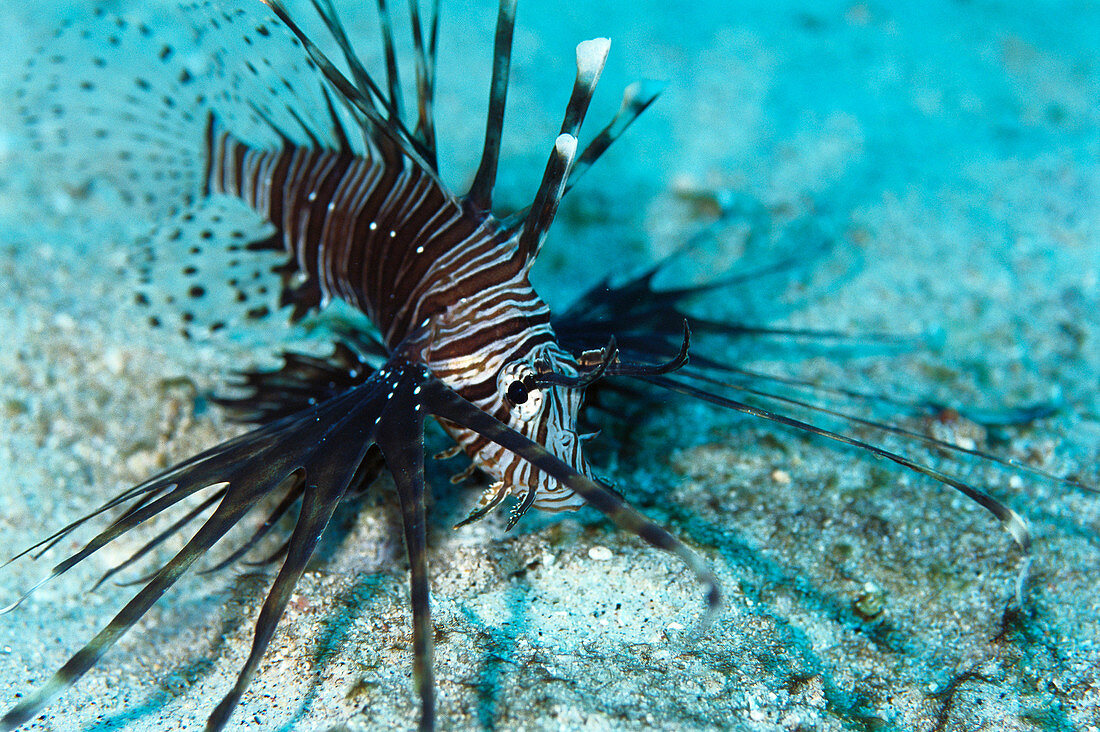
468 0 519 211
514 38 609 265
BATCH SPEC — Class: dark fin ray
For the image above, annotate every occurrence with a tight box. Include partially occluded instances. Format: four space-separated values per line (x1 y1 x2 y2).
214 338 377 425
3 368 400 727
674 366 1078 489
262 0 435 171
322 86 353 153
242 537 292 569
514 38 608 263
199 478 305 575
376 0 404 117
408 0 439 165
515 134 577 264
644 374 1032 556
307 0 419 157
205 468 354 730
248 101 295 147
90 485 228 592
8 482 170 567
13 377 375 572
309 0 389 117
467 0 518 211
0 494 255 730
287 104 323 150
422 377 722 626
558 39 610 138
552 228 838 353
564 80 664 194
426 0 441 105
375 365 435 731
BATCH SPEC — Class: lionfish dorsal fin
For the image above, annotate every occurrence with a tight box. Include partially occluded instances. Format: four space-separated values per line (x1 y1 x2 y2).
260 0 441 176
407 0 442 166
468 0 519 211
565 79 666 194
515 38 610 265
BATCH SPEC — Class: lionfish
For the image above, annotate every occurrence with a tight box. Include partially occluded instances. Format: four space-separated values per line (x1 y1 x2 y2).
2 1 1072 729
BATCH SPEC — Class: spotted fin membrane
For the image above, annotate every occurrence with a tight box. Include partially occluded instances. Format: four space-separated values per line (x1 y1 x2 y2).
3 2 1088 731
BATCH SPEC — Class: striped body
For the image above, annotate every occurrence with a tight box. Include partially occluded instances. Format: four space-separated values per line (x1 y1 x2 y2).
208 126 588 511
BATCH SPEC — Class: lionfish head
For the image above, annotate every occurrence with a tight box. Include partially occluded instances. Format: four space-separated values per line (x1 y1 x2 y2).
459 328 689 528
493 343 594 513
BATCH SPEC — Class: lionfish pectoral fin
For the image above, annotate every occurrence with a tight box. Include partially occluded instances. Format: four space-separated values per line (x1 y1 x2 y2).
374 366 436 731
204 359 442 731
128 197 296 342
419 377 723 627
0 362 425 730
643 374 1034 601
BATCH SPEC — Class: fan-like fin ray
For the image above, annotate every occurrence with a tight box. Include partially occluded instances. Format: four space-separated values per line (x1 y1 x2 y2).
91 485 228 592
1 366 404 730
205 455 359 729
0 493 255 730
644 374 1032 554
376 364 435 731
199 479 305 576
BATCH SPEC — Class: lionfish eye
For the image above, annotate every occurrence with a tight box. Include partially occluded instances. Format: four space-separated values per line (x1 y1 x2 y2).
506 380 529 405
499 367 543 419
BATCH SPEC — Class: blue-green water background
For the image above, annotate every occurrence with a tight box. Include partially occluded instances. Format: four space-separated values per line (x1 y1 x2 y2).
0 1 1097 729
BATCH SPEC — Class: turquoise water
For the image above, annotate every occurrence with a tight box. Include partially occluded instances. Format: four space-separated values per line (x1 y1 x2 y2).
0 1 1097 729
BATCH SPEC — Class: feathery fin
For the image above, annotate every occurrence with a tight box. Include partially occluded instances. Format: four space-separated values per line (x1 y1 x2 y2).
3 354 724 730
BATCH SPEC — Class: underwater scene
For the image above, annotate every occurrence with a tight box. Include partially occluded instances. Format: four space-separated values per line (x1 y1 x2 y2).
0 0 1097 729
